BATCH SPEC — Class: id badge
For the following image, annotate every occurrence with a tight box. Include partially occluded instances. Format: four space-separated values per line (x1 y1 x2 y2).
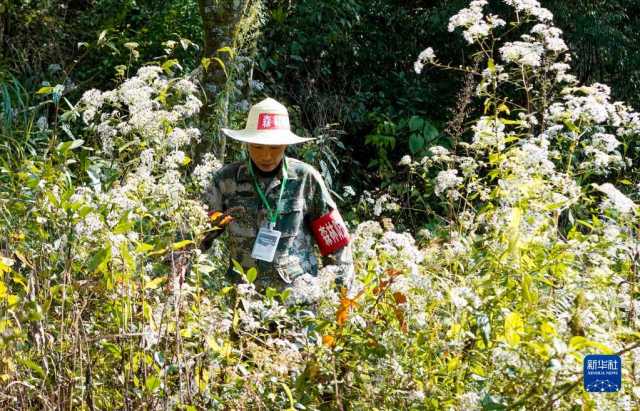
251 225 281 262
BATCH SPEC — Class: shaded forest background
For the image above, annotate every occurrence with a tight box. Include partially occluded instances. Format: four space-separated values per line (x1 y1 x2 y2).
2 0 639 201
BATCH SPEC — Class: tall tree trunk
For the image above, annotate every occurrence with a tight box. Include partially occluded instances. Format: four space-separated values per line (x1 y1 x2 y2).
196 0 256 162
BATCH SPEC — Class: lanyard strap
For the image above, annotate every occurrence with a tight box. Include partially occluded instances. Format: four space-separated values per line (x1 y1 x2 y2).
248 157 288 224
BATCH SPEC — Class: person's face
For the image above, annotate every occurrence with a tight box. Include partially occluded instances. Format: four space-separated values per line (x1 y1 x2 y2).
247 144 287 172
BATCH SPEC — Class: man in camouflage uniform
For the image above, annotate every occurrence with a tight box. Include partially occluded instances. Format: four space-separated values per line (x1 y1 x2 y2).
203 98 354 291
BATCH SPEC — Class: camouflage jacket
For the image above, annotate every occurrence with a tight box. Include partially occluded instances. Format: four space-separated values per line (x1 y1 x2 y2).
203 157 354 290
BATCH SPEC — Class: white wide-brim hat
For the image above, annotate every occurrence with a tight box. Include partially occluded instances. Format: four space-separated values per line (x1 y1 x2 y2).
221 97 314 145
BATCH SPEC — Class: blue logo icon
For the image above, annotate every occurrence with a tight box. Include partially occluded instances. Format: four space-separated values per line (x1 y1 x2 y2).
584 354 621 393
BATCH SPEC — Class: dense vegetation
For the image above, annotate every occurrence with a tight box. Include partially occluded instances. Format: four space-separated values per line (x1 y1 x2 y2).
1 1 639 410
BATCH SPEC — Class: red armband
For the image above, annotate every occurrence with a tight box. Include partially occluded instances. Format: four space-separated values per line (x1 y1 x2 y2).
311 209 350 256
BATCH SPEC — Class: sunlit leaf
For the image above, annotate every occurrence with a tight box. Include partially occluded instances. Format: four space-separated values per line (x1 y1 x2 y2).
505 312 524 347
144 276 166 290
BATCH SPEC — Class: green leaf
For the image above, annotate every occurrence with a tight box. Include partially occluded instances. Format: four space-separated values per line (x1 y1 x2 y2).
56 139 84 154
100 340 121 358
505 312 524 347
563 119 579 133
522 273 535 305
422 120 439 141
569 336 613 354
145 376 161 392
232 259 244 275
88 245 112 273
408 116 424 132
144 276 166 290
120 242 135 272
36 86 53 95
497 103 510 115
280 382 296 411
217 46 234 56
201 57 211 71
280 289 291 303
409 134 425 154
487 58 495 72
113 214 134 234
19 359 45 379
246 267 257 284
266 287 277 300
171 240 194 251
161 59 182 74
213 57 228 77
12 272 28 291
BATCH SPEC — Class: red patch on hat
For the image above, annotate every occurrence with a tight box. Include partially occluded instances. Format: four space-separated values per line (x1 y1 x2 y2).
311 209 350 256
257 113 290 130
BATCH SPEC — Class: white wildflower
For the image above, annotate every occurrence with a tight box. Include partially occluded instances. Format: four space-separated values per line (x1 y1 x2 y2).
504 0 553 22
167 128 190 148
287 274 322 305
136 66 163 82
435 169 463 197
595 183 637 214
193 153 222 191
342 185 356 198
499 41 544 67
36 116 48 131
414 47 436 73
165 150 186 169
458 391 481 410
75 212 104 238
399 155 412 166
471 116 506 151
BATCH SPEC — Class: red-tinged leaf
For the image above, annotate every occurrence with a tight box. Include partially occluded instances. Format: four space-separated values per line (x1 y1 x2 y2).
336 307 349 326
219 215 234 225
336 288 361 327
395 307 408 333
208 211 223 221
386 268 402 277
322 335 335 347
393 292 407 305
373 280 390 295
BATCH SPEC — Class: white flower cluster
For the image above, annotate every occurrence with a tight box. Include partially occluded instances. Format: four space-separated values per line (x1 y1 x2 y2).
449 286 481 309
373 193 400 216
78 65 202 156
398 154 412 166
342 185 356 198
503 0 553 22
499 40 545 67
434 169 463 198
193 152 223 191
69 66 215 272
595 183 638 215
448 0 506 44
548 84 620 125
471 116 506 151
414 47 436 74
531 24 567 53
286 269 340 307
